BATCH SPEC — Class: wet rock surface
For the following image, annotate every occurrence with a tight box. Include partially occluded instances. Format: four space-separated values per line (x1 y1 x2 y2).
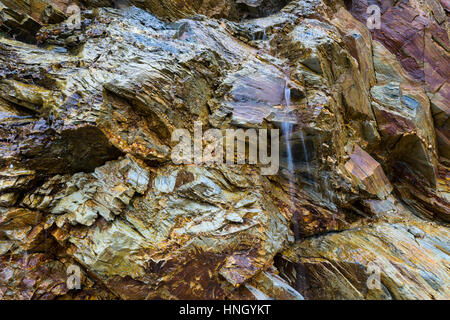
0 0 448 300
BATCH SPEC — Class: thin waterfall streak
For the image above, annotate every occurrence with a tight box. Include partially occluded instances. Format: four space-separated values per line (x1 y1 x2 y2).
298 130 311 177
284 82 291 109
282 83 300 241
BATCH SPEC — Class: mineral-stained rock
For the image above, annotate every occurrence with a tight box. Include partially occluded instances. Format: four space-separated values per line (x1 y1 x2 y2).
0 253 70 299
0 0 68 23
0 252 116 299
0 0 448 300
0 208 42 230
331 8 376 92
128 0 292 20
0 168 36 193
368 36 449 222
19 156 292 299
53 0 293 21
347 0 450 171
277 214 450 300
429 83 450 165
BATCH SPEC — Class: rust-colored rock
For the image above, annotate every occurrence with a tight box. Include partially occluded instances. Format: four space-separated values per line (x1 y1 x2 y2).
345 145 392 199
0 0 448 301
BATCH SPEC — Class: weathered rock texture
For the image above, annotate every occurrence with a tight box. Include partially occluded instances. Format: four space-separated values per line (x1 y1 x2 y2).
0 0 448 300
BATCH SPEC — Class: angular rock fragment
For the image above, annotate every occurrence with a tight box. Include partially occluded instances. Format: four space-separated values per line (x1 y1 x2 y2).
0 0 448 301
345 145 392 199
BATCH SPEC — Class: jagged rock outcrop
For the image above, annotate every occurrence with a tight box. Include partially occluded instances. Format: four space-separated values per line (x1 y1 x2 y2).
278 207 450 299
346 0 450 222
0 0 448 300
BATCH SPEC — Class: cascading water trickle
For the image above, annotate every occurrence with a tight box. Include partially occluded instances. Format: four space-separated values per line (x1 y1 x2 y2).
282 81 300 241
282 122 294 173
283 85 294 174
282 80 306 299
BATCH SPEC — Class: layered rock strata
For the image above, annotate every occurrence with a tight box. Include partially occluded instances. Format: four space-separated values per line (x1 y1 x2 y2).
0 0 448 300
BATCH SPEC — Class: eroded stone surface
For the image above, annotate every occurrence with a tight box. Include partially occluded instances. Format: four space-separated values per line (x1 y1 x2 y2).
0 0 448 300
278 218 450 300
345 145 392 199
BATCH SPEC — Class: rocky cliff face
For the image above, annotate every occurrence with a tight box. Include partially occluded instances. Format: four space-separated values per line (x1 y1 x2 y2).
0 0 448 300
